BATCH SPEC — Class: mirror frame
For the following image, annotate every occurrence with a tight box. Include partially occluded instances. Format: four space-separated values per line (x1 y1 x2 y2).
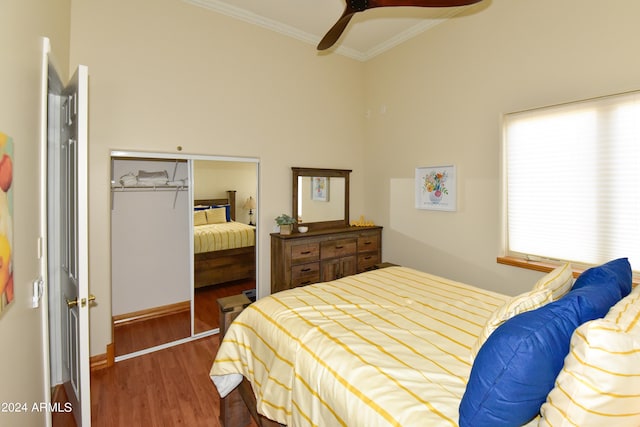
292 167 351 230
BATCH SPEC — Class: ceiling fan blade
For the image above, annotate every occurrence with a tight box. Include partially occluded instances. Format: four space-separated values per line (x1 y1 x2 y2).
317 0 483 51
317 10 357 51
367 0 483 7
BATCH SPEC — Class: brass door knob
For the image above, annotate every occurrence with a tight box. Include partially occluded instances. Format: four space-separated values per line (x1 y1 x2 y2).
66 294 97 308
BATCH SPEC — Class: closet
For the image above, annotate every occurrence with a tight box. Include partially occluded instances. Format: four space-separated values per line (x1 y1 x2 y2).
110 152 258 359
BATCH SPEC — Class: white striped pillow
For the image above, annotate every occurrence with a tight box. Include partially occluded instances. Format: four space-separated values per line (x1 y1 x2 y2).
605 284 640 327
539 286 640 426
470 287 553 360
532 263 574 300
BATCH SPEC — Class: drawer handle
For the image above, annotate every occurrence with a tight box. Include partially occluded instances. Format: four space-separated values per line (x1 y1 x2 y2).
301 268 311 272
363 241 372 245
335 245 344 249
300 251 311 255
364 256 372 260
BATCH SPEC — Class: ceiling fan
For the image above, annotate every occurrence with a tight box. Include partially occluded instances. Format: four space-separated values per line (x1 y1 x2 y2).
318 0 484 50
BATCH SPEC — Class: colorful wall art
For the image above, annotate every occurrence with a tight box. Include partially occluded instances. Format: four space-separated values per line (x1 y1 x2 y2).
0 132 14 316
415 165 456 211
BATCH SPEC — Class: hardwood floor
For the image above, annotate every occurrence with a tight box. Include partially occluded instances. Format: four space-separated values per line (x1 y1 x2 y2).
54 280 259 427
92 335 225 427
114 311 191 356
55 335 260 427
115 279 255 356
51 385 76 427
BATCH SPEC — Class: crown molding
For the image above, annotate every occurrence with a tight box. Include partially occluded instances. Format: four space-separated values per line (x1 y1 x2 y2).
364 9 458 59
182 0 457 62
183 0 369 61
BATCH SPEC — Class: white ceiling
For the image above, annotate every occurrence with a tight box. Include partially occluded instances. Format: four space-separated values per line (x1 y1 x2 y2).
183 0 472 61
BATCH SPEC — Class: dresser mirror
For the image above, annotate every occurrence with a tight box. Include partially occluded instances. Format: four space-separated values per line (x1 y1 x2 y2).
292 167 351 230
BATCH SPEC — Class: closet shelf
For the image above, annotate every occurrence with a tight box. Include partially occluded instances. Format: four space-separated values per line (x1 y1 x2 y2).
110 181 189 192
110 180 189 209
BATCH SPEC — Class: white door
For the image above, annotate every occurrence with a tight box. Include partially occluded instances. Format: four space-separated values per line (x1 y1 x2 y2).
49 64 92 427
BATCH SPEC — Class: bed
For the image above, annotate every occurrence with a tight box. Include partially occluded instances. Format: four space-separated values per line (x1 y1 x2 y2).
211 260 638 427
193 191 256 288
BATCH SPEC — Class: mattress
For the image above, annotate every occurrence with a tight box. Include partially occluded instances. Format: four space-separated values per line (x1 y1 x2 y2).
194 221 255 254
210 266 509 426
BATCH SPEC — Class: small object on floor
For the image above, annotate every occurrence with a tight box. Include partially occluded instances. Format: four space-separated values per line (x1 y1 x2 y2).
374 262 399 269
243 288 256 302
218 294 251 313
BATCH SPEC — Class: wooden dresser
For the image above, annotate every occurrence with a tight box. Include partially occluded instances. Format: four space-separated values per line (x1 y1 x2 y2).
270 226 382 294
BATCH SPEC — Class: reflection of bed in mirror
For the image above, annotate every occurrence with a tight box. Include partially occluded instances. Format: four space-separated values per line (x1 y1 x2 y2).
194 190 256 288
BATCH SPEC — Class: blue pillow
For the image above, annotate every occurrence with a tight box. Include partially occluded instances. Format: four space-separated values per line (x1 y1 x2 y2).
459 263 625 427
572 257 632 297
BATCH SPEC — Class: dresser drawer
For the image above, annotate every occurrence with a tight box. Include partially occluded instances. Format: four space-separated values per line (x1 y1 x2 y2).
271 227 382 294
321 238 357 259
291 243 320 264
292 262 320 287
357 234 379 252
358 252 380 272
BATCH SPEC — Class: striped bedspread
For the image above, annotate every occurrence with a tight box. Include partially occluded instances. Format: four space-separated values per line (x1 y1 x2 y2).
210 266 509 426
193 221 255 254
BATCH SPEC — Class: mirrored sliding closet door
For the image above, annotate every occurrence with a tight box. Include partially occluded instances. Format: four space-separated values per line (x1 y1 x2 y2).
110 152 258 359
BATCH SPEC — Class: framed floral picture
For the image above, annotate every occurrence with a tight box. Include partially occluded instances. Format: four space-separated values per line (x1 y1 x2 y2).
415 165 456 211
311 176 329 202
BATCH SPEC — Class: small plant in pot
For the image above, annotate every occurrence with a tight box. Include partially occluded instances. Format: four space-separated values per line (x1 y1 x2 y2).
275 214 296 235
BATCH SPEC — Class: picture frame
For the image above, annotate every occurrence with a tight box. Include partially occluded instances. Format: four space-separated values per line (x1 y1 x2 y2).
311 176 329 202
415 165 456 211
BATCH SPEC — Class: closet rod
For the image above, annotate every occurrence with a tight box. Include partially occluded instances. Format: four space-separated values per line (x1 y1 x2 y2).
110 185 189 192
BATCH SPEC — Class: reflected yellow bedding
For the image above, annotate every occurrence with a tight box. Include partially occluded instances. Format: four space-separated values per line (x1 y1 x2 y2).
194 221 255 254
211 266 508 427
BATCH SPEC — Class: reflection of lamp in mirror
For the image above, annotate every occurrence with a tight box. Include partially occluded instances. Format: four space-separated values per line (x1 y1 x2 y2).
243 196 256 225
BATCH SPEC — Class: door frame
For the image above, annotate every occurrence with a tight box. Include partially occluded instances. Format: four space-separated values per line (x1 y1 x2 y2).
39 36 54 427
41 37 92 426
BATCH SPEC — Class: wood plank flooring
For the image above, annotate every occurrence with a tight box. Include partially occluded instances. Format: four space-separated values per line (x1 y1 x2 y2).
114 311 192 356
54 280 259 427
92 335 226 427
115 280 255 355
55 335 259 427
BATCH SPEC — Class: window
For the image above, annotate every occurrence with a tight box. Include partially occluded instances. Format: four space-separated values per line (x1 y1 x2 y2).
503 91 640 274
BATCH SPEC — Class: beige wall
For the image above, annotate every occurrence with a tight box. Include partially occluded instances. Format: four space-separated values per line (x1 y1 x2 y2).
70 0 640 358
6 0 637 417
193 160 257 225
363 0 640 295
68 0 366 355
0 0 70 425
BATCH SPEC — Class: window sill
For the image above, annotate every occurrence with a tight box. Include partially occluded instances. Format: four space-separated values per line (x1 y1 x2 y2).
497 256 582 278
497 256 639 287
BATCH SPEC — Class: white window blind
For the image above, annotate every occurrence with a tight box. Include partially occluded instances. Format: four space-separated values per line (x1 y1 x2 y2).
503 91 640 273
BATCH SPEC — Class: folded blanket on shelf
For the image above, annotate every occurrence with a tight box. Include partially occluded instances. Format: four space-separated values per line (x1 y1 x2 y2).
117 170 183 188
119 172 137 186
137 170 168 185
